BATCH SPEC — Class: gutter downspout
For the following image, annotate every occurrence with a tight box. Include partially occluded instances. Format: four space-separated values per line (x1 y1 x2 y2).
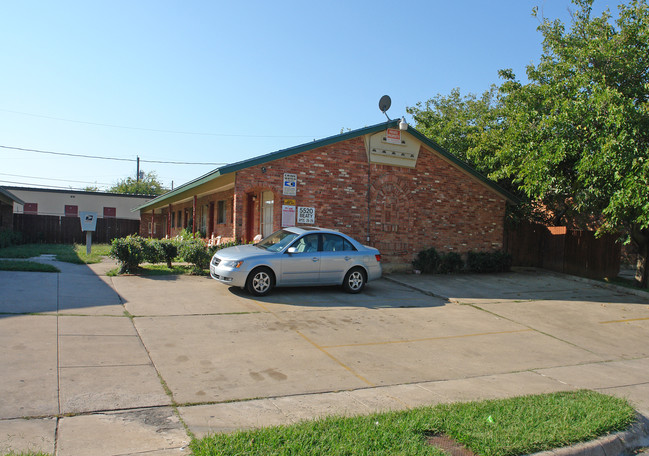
364 130 385 245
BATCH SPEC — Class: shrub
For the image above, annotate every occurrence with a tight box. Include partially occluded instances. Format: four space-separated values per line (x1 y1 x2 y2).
466 250 512 273
109 235 146 273
158 238 179 268
178 237 210 273
412 247 441 273
0 229 22 249
439 251 464 274
143 238 164 264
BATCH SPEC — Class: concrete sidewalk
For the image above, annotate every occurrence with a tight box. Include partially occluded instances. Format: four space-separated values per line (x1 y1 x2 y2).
1 259 648 455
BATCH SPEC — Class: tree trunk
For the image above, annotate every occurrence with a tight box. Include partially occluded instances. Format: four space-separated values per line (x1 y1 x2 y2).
636 243 648 289
631 224 649 289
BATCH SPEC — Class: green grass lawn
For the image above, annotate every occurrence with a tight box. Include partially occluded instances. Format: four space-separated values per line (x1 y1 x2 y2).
0 243 111 264
191 391 636 456
0 259 60 273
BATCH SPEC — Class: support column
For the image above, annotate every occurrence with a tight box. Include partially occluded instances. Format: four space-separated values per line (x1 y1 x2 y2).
192 195 197 235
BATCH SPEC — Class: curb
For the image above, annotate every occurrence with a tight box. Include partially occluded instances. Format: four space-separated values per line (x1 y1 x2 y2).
531 415 649 456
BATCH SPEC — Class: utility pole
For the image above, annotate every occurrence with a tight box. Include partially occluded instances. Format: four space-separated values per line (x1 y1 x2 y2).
136 156 140 182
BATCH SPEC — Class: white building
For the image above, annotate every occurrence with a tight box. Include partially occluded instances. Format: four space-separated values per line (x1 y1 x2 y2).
5 187 153 220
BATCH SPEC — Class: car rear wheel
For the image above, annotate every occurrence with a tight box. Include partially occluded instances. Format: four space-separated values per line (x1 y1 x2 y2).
245 267 275 296
343 267 366 293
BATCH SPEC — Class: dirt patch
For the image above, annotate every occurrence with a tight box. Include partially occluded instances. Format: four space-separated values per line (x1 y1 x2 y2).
426 432 477 456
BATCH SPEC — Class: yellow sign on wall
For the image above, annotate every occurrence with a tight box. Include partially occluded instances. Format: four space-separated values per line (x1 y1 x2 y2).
284 199 296 206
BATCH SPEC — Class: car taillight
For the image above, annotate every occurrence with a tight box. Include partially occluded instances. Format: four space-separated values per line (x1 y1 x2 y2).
375 254 382 262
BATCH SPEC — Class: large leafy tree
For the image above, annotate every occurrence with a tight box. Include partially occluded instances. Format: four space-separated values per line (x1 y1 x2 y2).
496 0 649 287
408 0 649 287
109 171 167 196
406 86 506 180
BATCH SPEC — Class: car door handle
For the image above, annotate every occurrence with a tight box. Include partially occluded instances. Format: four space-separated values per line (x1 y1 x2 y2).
312 257 319 262
344 256 352 261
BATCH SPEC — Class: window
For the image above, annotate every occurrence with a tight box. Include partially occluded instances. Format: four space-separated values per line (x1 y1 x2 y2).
171 211 175 228
177 211 182 228
217 200 226 224
322 234 356 252
23 203 38 214
64 205 78 217
292 234 320 253
103 207 116 218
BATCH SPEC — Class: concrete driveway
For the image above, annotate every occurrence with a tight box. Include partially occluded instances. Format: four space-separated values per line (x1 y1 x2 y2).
1 258 648 455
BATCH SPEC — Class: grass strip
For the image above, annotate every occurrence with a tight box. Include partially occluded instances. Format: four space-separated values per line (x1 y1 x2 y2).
0 243 110 264
107 264 209 277
190 390 636 456
0 260 60 273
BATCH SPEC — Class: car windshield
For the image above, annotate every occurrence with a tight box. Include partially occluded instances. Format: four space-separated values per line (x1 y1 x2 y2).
256 229 299 252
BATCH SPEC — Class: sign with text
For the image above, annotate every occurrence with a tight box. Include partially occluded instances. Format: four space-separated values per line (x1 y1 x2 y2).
283 173 297 195
385 128 401 145
297 206 315 224
282 205 296 227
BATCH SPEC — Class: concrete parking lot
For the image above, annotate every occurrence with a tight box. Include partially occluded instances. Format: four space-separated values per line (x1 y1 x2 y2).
1 258 648 455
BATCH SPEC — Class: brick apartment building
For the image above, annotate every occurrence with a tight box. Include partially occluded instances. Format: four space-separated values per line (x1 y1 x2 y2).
136 119 517 270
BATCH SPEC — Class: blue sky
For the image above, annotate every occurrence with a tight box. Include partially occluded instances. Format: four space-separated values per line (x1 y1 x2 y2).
0 0 622 192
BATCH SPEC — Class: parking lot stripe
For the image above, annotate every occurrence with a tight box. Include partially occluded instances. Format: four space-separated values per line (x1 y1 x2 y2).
294 330 375 387
249 299 375 387
599 317 649 324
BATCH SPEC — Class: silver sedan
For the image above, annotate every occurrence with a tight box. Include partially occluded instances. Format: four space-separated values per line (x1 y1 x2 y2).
209 227 382 296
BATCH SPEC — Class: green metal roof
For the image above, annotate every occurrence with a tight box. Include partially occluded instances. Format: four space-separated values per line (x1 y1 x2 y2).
136 119 518 211
0 187 25 205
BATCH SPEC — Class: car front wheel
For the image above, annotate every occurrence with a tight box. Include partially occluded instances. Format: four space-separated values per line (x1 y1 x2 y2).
343 267 366 293
245 267 275 296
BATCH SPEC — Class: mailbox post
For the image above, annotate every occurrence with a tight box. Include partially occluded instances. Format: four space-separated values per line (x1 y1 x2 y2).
79 212 98 255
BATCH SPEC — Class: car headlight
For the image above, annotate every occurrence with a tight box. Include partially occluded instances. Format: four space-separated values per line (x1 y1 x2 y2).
223 260 244 268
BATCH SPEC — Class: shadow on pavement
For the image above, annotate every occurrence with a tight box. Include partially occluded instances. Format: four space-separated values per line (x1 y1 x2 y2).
0 259 124 317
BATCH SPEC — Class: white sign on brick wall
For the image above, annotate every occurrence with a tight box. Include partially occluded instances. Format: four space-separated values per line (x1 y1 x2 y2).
283 173 297 195
297 206 315 224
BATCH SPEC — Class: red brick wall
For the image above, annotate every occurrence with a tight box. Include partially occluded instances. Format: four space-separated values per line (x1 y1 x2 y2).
234 136 507 267
139 212 167 239
145 189 236 242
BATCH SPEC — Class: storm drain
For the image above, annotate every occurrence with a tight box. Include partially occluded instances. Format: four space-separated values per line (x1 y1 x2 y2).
426 433 478 456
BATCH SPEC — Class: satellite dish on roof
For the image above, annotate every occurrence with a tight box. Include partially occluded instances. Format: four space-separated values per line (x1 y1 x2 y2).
379 95 392 120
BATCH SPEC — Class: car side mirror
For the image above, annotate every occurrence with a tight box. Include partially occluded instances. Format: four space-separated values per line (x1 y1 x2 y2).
287 247 297 254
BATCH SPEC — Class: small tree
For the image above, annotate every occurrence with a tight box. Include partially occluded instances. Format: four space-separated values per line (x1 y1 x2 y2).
109 171 167 196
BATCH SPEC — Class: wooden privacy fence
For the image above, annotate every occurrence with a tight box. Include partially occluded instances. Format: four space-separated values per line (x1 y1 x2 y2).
13 214 140 244
504 221 621 279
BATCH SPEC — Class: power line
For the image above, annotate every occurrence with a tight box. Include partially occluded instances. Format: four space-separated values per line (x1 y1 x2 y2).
0 108 315 138
0 172 111 186
0 179 100 191
0 145 227 165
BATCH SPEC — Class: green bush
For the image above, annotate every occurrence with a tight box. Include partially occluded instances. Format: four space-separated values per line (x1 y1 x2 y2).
158 238 179 268
412 247 441 273
439 251 464 274
466 250 512 273
413 248 465 274
143 238 164 264
0 229 22 249
109 235 146 273
178 237 210 273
